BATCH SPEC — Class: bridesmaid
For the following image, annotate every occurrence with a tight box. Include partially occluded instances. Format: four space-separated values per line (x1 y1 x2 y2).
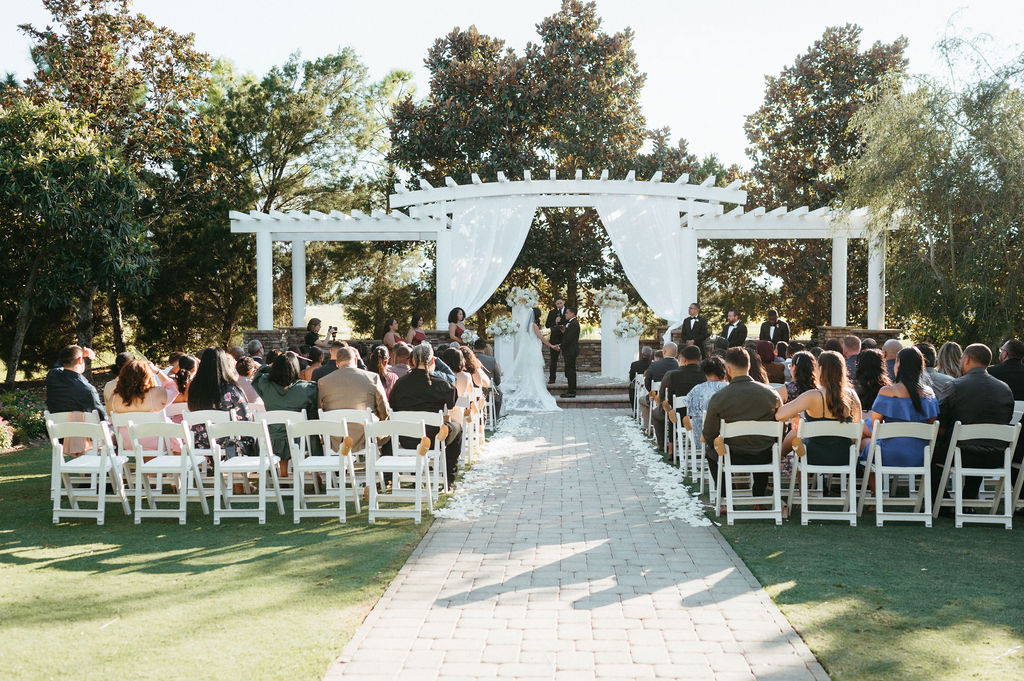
382 318 402 349
406 314 427 346
448 307 467 344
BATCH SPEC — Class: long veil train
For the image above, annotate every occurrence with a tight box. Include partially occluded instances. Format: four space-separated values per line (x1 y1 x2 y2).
502 306 560 412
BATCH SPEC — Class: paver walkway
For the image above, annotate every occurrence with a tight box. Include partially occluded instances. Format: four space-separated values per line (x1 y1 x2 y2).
325 410 828 681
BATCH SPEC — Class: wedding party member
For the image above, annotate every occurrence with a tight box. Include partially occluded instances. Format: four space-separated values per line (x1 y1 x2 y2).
679 303 710 350
759 309 790 345
382 318 402 349
557 306 580 398
253 352 318 475
448 307 467 344
702 348 782 498
721 310 747 348
406 314 427 346
304 318 329 349
652 345 705 451
389 345 462 485
504 307 560 411
628 346 654 405
545 296 568 384
318 347 390 453
188 347 252 452
46 345 107 420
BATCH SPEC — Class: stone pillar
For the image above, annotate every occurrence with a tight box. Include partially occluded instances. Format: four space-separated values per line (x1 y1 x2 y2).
867 233 886 330
257 231 273 329
831 236 848 327
291 239 306 327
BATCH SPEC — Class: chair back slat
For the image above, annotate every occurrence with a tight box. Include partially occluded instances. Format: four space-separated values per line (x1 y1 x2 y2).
43 410 101 425
796 420 863 441
721 420 783 439
286 420 347 441
391 410 444 427
366 420 426 441
257 410 306 425
872 421 939 442
953 422 1019 446
319 408 373 424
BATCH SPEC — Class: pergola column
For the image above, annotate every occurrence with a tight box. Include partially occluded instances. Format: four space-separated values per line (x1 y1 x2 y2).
681 224 698 310
257 231 273 330
435 226 453 330
830 236 848 326
291 240 306 327
867 233 886 330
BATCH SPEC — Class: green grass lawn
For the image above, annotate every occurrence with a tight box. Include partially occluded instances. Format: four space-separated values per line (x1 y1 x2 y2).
717 508 1024 681
0 446 430 681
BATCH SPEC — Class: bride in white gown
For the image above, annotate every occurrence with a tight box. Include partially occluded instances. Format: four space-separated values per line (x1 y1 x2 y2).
502 306 561 412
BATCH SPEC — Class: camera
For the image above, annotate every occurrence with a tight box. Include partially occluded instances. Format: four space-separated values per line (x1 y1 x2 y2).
327 325 338 340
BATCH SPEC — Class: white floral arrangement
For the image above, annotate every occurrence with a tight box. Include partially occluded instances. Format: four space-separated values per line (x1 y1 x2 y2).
613 316 645 338
505 286 539 308
486 315 519 337
461 329 479 345
593 286 628 308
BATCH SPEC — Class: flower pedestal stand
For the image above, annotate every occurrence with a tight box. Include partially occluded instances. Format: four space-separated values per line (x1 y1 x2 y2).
600 305 627 379
494 334 514 374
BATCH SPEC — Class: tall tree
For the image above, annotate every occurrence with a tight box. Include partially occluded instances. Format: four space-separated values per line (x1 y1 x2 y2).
744 24 907 333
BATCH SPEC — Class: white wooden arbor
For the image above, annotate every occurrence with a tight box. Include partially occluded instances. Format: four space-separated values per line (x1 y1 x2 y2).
230 171 891 331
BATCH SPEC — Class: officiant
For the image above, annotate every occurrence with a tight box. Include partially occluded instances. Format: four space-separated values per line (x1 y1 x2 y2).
545 295 568 384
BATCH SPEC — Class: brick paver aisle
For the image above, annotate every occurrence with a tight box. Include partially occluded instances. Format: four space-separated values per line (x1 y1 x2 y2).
325 410 829 681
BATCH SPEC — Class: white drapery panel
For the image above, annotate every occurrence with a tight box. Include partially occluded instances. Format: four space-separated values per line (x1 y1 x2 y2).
594 196 689 342
449 198 538 318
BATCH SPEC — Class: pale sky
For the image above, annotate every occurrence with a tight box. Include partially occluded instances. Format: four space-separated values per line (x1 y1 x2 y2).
2 1 1021 167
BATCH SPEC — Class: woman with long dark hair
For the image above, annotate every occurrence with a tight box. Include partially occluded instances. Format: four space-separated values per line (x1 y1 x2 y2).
778 351 817 404
382 318 401 349
253 351 318 475
366 345 398 395
745 346 769 384
448 307 467 343
854 348 891 410
757 340 785 383
776 350 862 465
188 346 252 450
406 314 427 346
168 355 198 423
862 346 938 468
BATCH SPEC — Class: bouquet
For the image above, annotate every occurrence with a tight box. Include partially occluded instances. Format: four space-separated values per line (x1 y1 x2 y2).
486 315 519 337
613 317 645 338
506 286 539 308
462 329 479 345
593 286 628 308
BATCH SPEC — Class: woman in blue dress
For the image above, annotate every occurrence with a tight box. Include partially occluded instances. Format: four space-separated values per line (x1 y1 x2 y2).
863 346 939 469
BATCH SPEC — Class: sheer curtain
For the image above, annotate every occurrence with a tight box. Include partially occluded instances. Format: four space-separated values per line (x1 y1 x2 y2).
449 197 538 317
594 196 688 342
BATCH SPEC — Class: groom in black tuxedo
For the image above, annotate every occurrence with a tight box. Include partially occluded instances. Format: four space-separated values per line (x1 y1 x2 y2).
556 306 580 398
545 296 567 384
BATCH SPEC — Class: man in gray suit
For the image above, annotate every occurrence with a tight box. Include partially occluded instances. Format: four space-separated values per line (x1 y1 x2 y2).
702 348 781 497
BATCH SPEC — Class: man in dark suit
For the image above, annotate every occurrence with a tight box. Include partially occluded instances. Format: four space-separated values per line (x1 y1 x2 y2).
720 310 747 348
45 345 107 420
933 343 1015 501
987 338 1024 486
651 345 705 450
759 309 791 345
545 296 567 384
640 342 681 431
628 346 653 406
679 303 710 352
702 348 781 497
556 306 580 398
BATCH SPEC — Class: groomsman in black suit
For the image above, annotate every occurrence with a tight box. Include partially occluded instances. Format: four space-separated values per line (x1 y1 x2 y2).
545 296 567 384
720 310 747 347
759 309 791 345
679 303 710 352
556 306 580 398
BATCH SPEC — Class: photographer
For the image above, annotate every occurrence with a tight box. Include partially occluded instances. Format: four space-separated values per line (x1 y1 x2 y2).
304 318 332 349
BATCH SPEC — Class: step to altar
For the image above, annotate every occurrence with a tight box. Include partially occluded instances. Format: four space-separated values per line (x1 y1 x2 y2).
541 377 630 409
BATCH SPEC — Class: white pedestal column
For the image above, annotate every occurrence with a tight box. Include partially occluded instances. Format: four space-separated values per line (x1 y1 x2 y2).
434 227 453 330
291 239 306 327
867 233 886 330
831 236 848 327
494 335 514 376
600 305 624 378
256 231 273 330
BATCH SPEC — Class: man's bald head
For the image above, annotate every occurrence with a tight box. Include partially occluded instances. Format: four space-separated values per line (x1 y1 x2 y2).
662 342 678 358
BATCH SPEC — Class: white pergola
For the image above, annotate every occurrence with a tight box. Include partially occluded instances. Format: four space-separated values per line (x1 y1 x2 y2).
230 170 891 331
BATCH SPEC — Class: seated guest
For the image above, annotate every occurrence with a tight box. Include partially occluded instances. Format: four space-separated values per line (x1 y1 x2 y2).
391 343 413 379
757 341 785 383
448 307 467 344
863 346 938 470
168 355 198 422
775 341 789 364
188 347 252 452
745 346 769 384
823 338 843 353
776 351 861 464
759 310 790 345
935 341 963 380
406 314 427 346
46 345 106 420
366 345 399 396
389 345 462 486
304 318 329 349
299 347 323 381
246 339 265 365
629 346 654 405
685 356 729 445
253 352 318 476
842 336 861 377
721 310 747 347
382 318 402 349
861 338 878 350
854 349 891 411
933 343 1015 501
989 339 1024 399
779 351 817 405
234 355 262 406
460 346 490 392
712 336 729 354
430 346 458 384
809 346 823 358
473 339 502 419
311 340 347 382
162 351 185 378
108 359 179 448
882 339 903 380
917 342 953 394
227 346 246 363
702 348 782 497
439 347 472 398
103 351 135 405
652 345 705 450
318 347 390 453
641 342 681 431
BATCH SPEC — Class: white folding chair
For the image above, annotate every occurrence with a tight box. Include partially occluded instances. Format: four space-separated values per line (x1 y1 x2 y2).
857 421 938 526
164 402 189 423
364 420 434 524
1013 400 1024 425
646 382 661 436
391 410 447 495
255 410 307 496
716 420 785 525
180 409 233 484
43 410 101 500
485 387 498 428
632 375 644 420
287 420 359 523
127 421 209 523
786 420 863 526
208 420 285 524
932 421 1021 529
48 420 130 524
